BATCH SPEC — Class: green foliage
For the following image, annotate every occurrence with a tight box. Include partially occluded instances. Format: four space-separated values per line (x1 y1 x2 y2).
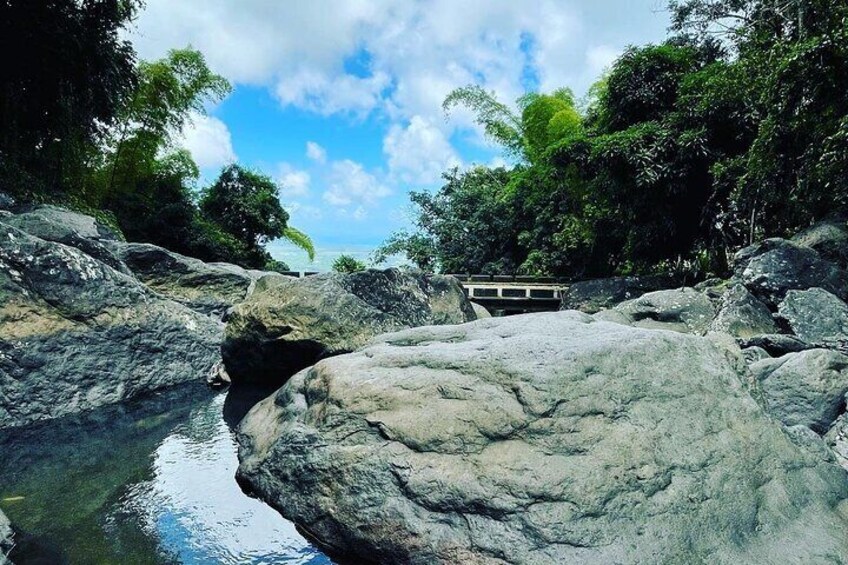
388 2 848 279
332 255 367 274
0 0 139 196
201 165 288 246
375 167 520 274
443 86 524 159
281 226 316 262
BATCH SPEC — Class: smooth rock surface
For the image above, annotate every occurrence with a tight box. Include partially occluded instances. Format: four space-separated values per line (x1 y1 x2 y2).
0 223 223 429
778 288 848 344
750 349 848 433
238 312 848 565
109 242 257 316
594 288 716 334
733 238 848 306
710 284 778 338
470 301 492 319
223 268 476 385
559 274 682 313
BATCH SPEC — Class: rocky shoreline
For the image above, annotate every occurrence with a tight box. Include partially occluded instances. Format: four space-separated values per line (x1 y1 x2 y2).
4 198 848 563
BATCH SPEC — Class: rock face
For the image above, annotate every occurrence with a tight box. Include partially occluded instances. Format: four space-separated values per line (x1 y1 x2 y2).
0 222 222 429
825 413 848 471
594 288 716 335
3 205 129 274
109 242 258 316
237 312 848 564
559 274 682 313
792 220 848 268
750 349 848 433
778 288 848 344
733 238 848 306
0 509 12 565
223 269 476 385
709 284 778 338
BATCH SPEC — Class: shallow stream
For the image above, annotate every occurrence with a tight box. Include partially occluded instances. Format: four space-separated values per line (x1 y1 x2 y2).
0 384 330 564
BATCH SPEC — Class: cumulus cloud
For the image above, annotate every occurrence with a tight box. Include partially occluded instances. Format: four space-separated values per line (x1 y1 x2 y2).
586 44 621 78
276 163 311 198
306 141 327 163
177 112 236 170
384 116 462 184
323 159 390 207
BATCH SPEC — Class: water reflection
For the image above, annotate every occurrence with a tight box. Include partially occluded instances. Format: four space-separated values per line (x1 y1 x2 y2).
0 384 330 564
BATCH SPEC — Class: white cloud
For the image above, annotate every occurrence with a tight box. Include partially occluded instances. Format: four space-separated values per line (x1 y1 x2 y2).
306 141 327 163
323 159 390 207
383 116 462 184
276 163 311 198
177 112 236 170
586 45 620 78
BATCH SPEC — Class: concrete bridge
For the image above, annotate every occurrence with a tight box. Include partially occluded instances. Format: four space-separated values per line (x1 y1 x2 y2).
449 274 566 316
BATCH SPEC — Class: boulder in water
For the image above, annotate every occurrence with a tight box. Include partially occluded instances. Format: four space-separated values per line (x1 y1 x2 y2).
222 268 476 385
237 312 848 564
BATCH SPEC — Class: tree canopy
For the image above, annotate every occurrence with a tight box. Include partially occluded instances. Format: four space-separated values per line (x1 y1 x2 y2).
383 0 848 279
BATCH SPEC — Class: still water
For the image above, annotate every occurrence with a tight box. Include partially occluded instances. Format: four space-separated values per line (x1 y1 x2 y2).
0 384 331 564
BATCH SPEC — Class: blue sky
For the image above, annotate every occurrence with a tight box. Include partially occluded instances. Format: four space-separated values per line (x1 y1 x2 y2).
129 0 670 269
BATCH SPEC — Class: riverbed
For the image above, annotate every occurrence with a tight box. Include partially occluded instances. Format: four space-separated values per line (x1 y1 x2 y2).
0 384 330 564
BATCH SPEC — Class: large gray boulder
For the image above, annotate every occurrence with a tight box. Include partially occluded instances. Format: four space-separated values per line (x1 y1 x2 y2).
0 222 222 429
223 268 476 385
709 283 778 338
237 312 848 564
792 220 848 268
3 205 129 274
778 288 848 345
733 238 848 306
749 349 848 433
108 242 259 316
559 274 682 314
594 288 716 335
0 509 12 565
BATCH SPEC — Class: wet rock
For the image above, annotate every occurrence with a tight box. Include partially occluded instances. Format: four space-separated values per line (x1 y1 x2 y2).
709 284 778 338
237 312 848 565
109 242 259 316
733 238 848 307
749 349 848 433
223 268 476 386
594 288 716 335
778 288 848 344
559 274 683 314
0 223 222 429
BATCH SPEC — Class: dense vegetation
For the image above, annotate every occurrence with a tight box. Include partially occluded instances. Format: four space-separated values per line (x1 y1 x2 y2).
0 0 312 270
379 0 848 278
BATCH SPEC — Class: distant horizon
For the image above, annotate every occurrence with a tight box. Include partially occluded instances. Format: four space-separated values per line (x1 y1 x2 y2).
268 241 408 272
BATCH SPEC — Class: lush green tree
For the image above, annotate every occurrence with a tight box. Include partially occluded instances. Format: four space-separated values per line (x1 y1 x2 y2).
101 47 231 204
0 0 139 196
332 255 367 274
200 164 315 268
375 167 520 274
